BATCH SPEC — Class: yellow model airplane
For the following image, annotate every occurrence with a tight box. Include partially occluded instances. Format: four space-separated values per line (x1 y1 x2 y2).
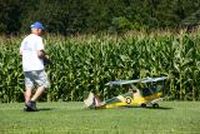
84 77 167 109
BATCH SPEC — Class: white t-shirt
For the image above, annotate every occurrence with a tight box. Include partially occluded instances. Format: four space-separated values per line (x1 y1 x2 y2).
20 34 45 72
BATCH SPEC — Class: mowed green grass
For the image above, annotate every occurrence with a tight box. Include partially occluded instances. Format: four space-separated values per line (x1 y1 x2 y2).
0 101 200 134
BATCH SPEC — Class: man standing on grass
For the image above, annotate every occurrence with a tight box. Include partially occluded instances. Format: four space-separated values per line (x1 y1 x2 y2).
20 21 50 111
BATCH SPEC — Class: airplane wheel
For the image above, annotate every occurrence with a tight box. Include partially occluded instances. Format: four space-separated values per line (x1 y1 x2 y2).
141 103 146 108
153 103 159 108
125 97 132 104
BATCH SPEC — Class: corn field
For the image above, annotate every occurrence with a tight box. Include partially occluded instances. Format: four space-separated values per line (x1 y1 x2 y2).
0 32 200 102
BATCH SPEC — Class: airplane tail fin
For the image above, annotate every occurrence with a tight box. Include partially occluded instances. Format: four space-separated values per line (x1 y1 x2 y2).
84 92 101 108
84 92 95 108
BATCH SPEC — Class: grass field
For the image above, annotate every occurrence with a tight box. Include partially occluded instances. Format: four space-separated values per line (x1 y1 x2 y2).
0 101 200 134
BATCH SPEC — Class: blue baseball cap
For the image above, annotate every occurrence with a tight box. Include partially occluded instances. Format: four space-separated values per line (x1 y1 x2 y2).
30 21 44 30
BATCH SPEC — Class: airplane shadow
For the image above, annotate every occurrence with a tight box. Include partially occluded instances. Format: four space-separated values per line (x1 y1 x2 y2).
124 106 173 110
145 107 173 110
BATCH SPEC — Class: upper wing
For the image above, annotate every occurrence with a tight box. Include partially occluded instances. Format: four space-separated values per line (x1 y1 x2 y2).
105 76 167 86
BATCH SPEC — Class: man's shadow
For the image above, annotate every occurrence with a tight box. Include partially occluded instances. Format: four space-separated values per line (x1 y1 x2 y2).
37 108 53 111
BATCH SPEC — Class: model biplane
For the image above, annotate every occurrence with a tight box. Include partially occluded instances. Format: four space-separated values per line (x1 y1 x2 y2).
84 77 167 109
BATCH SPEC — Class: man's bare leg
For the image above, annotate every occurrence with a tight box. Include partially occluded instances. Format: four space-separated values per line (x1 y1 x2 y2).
24 88 32 104
24 88 37 111
31 86 45 102
24 86 45 111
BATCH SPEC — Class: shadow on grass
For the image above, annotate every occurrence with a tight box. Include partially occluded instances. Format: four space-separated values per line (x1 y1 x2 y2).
145 107 173 110
38 108 53 111
118 105 173 110
83 106 173 111
23 108 54 113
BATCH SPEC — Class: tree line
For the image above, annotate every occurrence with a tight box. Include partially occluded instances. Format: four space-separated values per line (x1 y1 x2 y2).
1 0 200 35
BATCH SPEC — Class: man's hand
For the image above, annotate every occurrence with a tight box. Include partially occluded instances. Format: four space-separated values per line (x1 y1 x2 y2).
43 55 51 65
38 50 51 65
38 50 46 59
